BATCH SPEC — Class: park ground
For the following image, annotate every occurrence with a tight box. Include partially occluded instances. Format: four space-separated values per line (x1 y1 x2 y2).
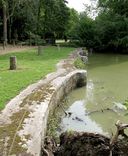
0 45 75 110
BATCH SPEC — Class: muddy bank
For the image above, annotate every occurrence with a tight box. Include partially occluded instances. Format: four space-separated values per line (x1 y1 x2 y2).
43 131 128 156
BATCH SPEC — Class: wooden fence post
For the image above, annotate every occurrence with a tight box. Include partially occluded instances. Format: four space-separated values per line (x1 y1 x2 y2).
57 44 60 51
10 56 17 70
37 46 42 55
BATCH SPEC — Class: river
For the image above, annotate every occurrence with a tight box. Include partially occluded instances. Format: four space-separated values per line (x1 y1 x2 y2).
58 53 128 136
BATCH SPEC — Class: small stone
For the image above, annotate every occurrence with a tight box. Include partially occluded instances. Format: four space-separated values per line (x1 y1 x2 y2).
22 144 27 149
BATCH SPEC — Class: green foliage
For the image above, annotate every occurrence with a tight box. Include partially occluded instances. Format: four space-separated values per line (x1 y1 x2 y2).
47 113 60 142
0 0 70 43
0 46 74 110
93 10 128 52
68 0 128 53
25 33 46 45
77 12 95 48
66 8 79 38
74 58 86 69
97 0 128 52
98 0 128 16
1 0 128 53
66 130 74 136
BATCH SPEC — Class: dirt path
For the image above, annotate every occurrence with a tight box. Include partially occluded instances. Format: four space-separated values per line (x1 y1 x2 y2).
0 45 36 55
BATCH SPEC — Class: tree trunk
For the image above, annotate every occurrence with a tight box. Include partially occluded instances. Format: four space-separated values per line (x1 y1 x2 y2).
37 0 41 34
8 17 12 44
10 56 17 70
3 4 8 49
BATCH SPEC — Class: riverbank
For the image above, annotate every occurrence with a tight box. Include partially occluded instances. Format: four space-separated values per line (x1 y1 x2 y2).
54 131 128 156
44 52 128 156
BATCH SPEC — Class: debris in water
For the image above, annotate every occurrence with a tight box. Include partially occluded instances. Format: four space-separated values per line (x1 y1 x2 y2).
112 102 127 111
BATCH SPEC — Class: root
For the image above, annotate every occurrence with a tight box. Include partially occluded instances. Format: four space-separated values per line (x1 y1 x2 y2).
109 120 128 155
42 148 49 156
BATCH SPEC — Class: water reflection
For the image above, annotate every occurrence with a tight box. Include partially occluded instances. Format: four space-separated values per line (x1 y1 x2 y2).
86 80 94 103
58 53 128 136
60 100 107 136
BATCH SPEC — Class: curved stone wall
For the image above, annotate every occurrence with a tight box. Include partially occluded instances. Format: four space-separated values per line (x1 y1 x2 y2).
22 70 86 156
0 50 87 156
77 48 88 64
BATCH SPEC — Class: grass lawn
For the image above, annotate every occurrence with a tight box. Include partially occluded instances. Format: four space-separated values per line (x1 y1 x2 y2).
0 46 75 110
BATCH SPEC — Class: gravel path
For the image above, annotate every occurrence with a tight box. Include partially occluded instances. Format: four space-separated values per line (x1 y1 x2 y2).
0 45 36 55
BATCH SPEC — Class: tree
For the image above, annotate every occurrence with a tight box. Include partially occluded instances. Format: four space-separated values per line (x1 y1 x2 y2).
72 0 128 53
66 8 79 39
41 0 70 39
2 0 7 48
1 0 22 48
96 0 128 52
77 12 95 48
0 0 72 47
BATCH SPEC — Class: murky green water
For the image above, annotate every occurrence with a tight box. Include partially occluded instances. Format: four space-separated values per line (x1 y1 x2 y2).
59 53 128 136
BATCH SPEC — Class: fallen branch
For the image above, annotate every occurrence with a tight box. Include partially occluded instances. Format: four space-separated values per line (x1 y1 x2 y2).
85 108 115 115
42 148 49 156
59 104 68 115
110 120 128 156
42 136 57 156
59 104 72 117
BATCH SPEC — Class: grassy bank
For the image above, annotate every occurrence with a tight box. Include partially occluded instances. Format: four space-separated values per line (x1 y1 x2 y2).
0 46 75 110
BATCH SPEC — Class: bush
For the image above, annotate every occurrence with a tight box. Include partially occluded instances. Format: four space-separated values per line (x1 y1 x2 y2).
25 32 46 46
74 58 86 69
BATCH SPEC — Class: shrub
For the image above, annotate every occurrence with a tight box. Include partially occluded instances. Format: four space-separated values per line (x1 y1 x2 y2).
74 58 86 69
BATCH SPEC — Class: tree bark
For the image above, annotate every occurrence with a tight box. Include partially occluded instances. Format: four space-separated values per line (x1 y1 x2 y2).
8 17 12 44
3 3 8 49
37 0 41 34
109 120 128 156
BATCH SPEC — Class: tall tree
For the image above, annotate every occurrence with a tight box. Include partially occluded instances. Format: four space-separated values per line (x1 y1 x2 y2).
41 0 70 39
73 0 128 53
2 0 7 48
0 0 71 46
66 8 79 39
1 0 22 47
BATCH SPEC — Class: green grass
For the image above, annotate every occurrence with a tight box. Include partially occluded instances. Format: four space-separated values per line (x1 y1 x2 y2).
0 46 75 110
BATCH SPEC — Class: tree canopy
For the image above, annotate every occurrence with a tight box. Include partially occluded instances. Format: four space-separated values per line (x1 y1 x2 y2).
0 0 127 53
0 0 70 45
73 0 128 53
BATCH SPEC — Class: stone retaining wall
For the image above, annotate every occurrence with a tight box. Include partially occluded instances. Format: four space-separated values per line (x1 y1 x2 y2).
77 48 88 64
21 70 87 156
0 50 87 156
